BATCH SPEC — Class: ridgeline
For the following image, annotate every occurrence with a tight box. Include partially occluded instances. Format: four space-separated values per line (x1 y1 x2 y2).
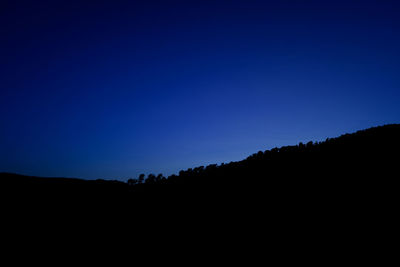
2 124 398 201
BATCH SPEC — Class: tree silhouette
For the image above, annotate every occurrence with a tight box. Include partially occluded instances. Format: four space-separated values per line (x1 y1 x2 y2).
146 174 156 184
138 174 145 184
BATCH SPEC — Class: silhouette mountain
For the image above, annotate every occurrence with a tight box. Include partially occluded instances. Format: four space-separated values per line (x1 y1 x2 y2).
1 124 399 200
2 124 398 261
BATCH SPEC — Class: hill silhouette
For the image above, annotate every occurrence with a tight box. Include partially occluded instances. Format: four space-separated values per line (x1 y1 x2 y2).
1 124 399 201
2 124 398 261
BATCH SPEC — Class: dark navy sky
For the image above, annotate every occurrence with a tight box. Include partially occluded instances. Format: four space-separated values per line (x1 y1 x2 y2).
1 0 399 180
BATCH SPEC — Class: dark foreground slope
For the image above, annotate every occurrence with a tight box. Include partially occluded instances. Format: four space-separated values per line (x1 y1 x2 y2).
1 125 399 261
1 124 399 203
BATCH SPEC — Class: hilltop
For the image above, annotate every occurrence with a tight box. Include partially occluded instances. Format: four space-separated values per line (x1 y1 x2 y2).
1 124 399 198
2 124 398 255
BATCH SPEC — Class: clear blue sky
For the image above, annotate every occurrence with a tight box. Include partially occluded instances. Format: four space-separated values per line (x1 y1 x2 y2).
1 0 399 180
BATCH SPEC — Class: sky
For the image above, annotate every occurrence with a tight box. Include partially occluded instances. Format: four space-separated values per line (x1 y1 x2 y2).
1 0 399 180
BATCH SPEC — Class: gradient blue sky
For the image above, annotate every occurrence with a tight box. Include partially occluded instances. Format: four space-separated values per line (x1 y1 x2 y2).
1 0 399 180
